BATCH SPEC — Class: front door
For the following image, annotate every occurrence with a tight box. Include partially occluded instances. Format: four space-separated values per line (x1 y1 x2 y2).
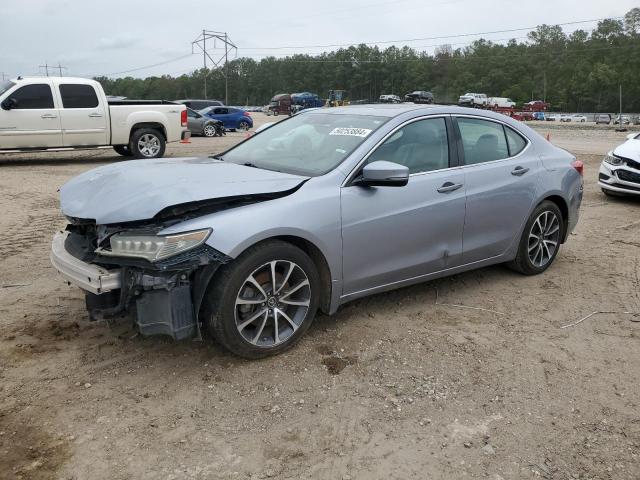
341 116 466 295
58 83 108 146
0 81 62 149
453 116 541 263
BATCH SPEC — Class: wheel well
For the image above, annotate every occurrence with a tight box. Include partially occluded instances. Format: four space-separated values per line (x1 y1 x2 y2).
543 195 569 242
130 123 167 141
271 236 332 314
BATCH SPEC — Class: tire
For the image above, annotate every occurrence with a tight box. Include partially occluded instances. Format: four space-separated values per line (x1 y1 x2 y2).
129 128 166 159
507 201 564 275
237 120 250 131
203 240 320 359
273 110 279 116
113 145 131 157
203 123 217 137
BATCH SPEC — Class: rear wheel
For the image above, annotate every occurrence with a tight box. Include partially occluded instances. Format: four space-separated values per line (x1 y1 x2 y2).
508 201 563 275
129 128 166 159
113 145 131 157
237 120 251 131
203 241 320 359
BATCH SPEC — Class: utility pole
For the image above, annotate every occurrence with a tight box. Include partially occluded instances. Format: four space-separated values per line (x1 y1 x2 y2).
0 72 7 81
543 71 546 104
192 30 237 104
55 63 67 76
39 63 50 76
615 84 625 132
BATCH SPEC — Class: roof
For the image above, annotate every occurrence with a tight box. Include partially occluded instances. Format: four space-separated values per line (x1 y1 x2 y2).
304 103 484 117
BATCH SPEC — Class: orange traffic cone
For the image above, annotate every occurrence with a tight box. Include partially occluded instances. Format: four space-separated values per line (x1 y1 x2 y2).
180 137 191 144
545 132 551 142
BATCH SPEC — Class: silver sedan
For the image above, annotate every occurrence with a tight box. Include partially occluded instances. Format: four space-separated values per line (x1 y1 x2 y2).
52 105 583 358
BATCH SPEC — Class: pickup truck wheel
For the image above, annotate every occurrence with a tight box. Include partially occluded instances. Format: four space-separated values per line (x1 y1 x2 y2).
130 128 166 159
203 241 320 359
113 145 132 157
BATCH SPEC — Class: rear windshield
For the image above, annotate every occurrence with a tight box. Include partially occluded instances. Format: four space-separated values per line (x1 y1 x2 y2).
0 80 15 97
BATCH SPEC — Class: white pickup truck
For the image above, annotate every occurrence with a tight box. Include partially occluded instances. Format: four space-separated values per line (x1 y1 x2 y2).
0 77 190 158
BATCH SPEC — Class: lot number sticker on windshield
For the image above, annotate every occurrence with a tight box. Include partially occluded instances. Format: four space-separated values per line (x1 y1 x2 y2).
329 127 372 138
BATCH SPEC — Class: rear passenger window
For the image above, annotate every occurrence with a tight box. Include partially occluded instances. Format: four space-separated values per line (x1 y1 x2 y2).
457 118 509 165
10 84 54 109
368 118 449 174
505 127 527 156
60 84 99 108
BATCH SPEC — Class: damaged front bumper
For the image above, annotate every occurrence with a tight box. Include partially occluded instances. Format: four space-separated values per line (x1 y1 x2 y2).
50 230 230 340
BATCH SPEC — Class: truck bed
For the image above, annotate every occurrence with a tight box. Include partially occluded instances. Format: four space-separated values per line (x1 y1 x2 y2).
107 100 178 106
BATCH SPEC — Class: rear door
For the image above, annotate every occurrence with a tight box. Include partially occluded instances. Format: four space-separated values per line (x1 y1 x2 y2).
453 116 540 264
0 81 62 149
57 82 108 146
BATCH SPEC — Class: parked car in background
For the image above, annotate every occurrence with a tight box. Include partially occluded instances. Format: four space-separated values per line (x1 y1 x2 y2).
458 93 488 107
523 100 549 112
571 114 587 123
186 108 224 137
599 132 640 196
532 112 546 121
176 99 224 111
614 115 631 125
201 106 253 131
0 76 189 159
488 97 516 108
51 105 583 358
546 114 558 121
379 94 402 103
559 114 572 122
405 91 434 104
595 114 611 125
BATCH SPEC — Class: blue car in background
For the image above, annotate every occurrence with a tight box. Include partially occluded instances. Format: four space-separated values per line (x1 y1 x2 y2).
200 106 254 131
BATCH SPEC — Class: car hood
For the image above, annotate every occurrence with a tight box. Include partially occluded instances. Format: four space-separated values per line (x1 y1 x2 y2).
60 157 308 225
614 141 640 161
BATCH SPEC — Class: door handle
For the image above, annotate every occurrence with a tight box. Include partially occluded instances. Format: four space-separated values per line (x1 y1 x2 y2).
437 182 463 193
511 166 530 176
41 114 57 119
88 113 103 118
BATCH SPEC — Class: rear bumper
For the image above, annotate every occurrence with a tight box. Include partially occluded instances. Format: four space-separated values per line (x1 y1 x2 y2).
50 231 121 294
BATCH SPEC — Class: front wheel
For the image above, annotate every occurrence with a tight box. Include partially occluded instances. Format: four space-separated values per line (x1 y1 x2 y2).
203 123 217 137
508 201 564 275
129 128 166 159
203 241 320 359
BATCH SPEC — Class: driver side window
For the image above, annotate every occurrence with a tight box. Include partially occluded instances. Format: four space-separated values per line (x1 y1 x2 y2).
368 118 449 174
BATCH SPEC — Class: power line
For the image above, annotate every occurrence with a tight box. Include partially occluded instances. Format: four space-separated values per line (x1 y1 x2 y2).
100 54 194 76
237 16 622 51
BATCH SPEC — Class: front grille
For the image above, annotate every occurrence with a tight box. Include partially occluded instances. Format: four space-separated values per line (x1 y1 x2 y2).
625 158 640 170
617 170 640 184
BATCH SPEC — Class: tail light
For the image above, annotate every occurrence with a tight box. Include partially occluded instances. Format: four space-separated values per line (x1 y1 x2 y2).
571 159 584 176
243 111 251 116
181 109 187 127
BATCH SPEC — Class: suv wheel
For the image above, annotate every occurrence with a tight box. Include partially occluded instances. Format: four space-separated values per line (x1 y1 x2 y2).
508 201 564 275
130 128 166 159
203 241 320 359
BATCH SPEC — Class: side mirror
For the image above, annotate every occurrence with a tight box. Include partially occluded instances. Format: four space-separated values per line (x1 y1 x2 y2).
357 160 409 187
1 98 16 110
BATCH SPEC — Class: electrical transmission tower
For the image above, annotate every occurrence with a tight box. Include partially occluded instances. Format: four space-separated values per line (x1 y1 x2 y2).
192 30 237 104
39 63 67 76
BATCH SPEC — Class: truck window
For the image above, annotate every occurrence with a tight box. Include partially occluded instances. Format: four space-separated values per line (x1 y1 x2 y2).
59 84 99 108
9 84 54 109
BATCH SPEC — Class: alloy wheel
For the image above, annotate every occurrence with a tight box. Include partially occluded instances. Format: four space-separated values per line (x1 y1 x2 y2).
528 211 560 268
235 260 311 347
203 125 216 137
137 134 161 157
238 121 250 131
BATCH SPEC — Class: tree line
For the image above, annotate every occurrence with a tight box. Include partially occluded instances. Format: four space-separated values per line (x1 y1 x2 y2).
96 9 640 113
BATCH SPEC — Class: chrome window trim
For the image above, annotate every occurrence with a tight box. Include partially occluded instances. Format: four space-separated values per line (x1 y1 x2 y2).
342 114 452 187
453 114 532 168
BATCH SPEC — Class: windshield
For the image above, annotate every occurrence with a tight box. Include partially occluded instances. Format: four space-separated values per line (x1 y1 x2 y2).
222 112 389 176
0 81 15 97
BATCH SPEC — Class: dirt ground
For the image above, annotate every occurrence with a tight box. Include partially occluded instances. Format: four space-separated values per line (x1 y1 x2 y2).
1 113 639 480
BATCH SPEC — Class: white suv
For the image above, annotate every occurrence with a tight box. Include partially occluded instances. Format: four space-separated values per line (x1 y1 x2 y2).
458 93 488 107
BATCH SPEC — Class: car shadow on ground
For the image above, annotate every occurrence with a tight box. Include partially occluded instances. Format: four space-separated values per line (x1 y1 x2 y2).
0 154 122 167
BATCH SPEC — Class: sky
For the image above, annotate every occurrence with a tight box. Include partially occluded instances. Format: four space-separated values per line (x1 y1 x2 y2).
0 0 636 79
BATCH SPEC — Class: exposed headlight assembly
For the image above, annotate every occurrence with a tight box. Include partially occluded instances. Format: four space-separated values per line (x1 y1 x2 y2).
97 228 211 262
603 152 624 166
